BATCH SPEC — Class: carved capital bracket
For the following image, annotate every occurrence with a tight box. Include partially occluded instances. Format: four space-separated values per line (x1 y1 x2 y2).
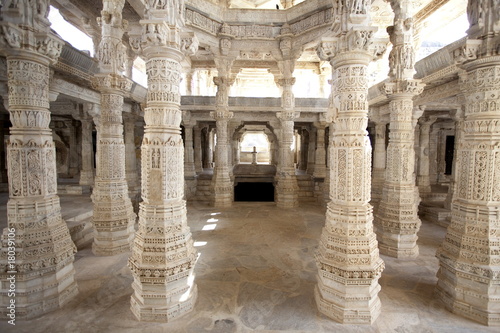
450 39 482 65
210 110 233 121
0 22 64 64
180 31 199 57
92 73 132 94
277 111 299 122
383 79 425 97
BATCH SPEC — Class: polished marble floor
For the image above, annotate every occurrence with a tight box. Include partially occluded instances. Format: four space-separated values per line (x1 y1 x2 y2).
0 194 498 332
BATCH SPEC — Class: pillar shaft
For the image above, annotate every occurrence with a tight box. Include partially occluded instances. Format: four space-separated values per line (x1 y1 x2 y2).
417 118 435 194
313 123 327 178
193 126 203 173
275 66 299 208
212 73 234 207
0 2 78 318
184 125 196 178
124 113 139 192
79 116 95 185
371 121 387 211
128 8 198 321
315 34 384 324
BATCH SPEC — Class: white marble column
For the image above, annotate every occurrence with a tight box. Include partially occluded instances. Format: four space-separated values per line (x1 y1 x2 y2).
79 112 95 186
314 15 385 323
128 1 198 321
183 123 197 179
275 58 299 208
436 0 500 324
91 0 136 256
124 112 140 193
417 116 436 195
193 125 203 173
370 120 387 212
313 122 327 178
0 2 78 319
444 107 464 210
211 58 234 207
374 0 425 258
307 126 316 175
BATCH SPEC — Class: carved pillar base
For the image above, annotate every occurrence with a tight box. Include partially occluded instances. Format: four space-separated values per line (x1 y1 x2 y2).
315 204 384 324
92 181 136 256
79 169 94 186
375 186 421 258
0 198 79 319
275 174 299 208
129 202 198 322
212 171 233 208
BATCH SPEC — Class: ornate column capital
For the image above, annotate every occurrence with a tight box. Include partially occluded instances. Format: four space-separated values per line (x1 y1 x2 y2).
382 79 425 97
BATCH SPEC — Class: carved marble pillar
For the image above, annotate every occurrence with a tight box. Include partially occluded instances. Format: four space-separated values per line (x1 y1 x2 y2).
211 63 234 207
128 3 198 321
314 27 385 323
183 115 197 200
436 3 500 322
417 116 436 195
307 126 316 174
374 0 425 258
124 112 140 193
193 125 203 173
79 114 95 186
185 69 194 95
275 66 299 208
0 2 78 319
91 0 136 256
444 107 464 210
370 120 387 212
183 123 196 179
313 122 327 179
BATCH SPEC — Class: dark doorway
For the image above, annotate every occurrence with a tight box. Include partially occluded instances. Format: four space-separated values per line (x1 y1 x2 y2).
445 135 455 175
234 182 275 202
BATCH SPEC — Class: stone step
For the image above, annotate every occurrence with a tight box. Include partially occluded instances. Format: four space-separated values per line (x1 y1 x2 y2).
67 216 94 250
57 184 91 195
419 203 451 228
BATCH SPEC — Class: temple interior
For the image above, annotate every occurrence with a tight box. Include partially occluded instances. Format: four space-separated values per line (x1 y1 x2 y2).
0 0 499 332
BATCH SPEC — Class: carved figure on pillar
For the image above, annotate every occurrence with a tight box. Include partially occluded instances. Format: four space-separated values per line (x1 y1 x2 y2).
436 0 500 325
313 0 385 323
128 3 198 322
0 0 78 319
374 0 425 259
91 0 136 256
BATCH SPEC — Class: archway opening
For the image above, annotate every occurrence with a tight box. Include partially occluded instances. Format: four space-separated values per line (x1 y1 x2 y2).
240 131 270 164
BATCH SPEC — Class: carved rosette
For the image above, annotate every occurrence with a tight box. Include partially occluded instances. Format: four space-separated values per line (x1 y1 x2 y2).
0 53 77 319
315 27 384 322
129 13 197 319
211 75 235 207
436 61 500 326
